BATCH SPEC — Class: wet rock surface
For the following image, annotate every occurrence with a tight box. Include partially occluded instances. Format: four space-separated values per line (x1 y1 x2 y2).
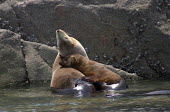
0 0 170 87
0 29 58 86
0 29 26 87
21 39 57 82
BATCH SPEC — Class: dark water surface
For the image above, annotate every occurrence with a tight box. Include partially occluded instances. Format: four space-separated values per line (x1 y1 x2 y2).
0 80 170 112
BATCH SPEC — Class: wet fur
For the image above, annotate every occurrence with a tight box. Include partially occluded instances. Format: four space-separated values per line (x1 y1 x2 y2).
51 30 88 89
60 54 122 85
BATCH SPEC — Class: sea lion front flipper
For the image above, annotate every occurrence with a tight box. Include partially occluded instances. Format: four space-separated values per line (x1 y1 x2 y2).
74 77 104 91
101 79 128 90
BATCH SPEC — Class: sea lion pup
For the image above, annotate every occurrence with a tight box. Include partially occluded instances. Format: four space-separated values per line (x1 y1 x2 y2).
59 54 122 85
51 29 88 89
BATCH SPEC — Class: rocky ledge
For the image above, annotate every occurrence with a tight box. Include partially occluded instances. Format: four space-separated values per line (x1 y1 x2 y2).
0 29 140 87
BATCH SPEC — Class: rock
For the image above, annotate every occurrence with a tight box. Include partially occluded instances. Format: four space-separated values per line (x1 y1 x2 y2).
0 29 58 87
104 65 141 80
0 1 19 31
0 0 170 79
166 5 170 19
0 29 27 87
21 39 58 82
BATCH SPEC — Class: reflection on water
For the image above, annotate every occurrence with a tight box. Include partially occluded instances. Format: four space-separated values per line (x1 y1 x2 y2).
0 80 170 112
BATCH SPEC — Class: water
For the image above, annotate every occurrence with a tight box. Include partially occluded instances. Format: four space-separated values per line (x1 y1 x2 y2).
0 80 170 112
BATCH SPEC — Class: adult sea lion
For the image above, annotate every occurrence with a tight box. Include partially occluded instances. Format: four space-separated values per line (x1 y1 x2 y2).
50 29 88 89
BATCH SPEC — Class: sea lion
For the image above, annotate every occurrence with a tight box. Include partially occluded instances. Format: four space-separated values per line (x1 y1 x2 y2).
51 78 95 97
74 77 128 91
50 29 88 89
59 54 122 85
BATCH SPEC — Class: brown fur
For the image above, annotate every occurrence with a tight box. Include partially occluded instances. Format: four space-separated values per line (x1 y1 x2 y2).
60 54 122 84
50 29 88 89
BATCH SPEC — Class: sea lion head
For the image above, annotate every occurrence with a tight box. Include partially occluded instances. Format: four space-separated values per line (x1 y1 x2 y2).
55 29 88 58
56 29 74 50
59 54 77 67
59 54 84 68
